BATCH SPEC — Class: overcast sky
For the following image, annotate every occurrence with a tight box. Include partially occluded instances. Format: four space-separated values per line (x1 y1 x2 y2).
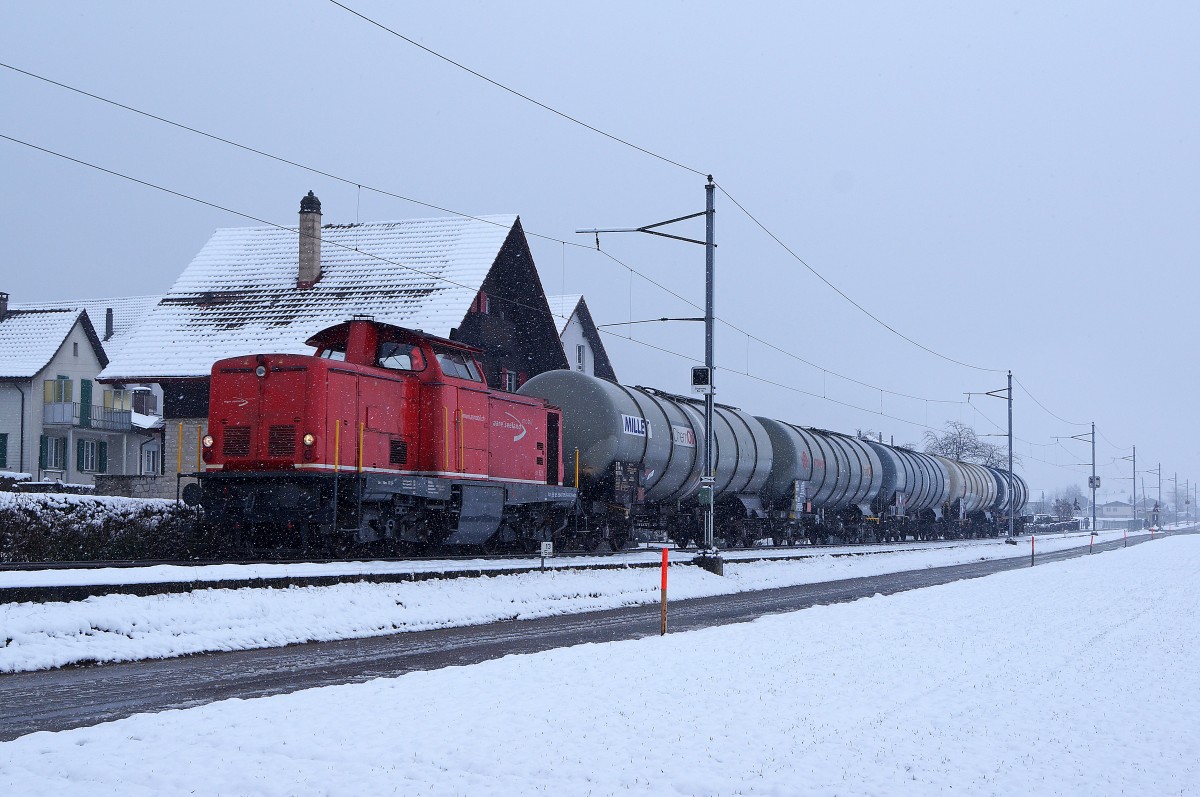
3 1 1197 504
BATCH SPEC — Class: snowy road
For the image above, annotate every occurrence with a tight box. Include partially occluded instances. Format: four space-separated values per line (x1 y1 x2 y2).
2 531 1196 795
0 529 1178 741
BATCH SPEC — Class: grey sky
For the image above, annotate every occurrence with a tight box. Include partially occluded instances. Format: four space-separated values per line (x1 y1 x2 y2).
2 1 1197 503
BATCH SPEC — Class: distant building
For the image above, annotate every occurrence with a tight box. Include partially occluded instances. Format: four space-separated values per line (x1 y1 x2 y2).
99 193 568 496
545 294 617 381
1098 500 1133 518
0 292 159 486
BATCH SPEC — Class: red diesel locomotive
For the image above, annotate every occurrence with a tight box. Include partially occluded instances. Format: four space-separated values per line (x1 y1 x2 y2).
186 316 578 552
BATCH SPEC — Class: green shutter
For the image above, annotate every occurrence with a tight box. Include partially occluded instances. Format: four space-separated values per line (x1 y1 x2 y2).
98 441 108 473
39 435 48 469
80 379 92 428
0 433 8 469
77 438 85 471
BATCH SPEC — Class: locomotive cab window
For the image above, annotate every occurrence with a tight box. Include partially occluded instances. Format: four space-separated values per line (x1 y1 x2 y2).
377 341 426 371
432 346 482 381
316 344 346 361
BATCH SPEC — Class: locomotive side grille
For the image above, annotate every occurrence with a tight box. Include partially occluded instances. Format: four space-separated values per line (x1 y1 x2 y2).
389 439 408 465
222 427 251 457
268 425 296 458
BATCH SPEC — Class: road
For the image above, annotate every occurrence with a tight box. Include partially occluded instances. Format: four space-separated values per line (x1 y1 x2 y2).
0 531 1180 741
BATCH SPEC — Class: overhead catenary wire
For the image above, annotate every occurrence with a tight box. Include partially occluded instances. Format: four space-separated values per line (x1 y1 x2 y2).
1 130 978 438
0 60 979 412
325 0 707 178
314 7 1011 376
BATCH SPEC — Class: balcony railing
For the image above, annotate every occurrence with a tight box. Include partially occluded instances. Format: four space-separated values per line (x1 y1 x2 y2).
43 402 132 432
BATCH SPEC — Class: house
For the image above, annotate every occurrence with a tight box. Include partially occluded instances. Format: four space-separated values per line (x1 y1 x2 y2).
98 193 569 497
0 292 158 486
545 294 617 381
1098 500 1133 518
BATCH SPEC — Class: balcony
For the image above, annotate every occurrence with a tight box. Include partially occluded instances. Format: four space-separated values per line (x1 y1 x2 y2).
43 402 132 432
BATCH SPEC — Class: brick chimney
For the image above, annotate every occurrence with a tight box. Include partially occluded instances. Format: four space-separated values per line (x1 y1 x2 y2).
298 191 322 289
104 307 114 340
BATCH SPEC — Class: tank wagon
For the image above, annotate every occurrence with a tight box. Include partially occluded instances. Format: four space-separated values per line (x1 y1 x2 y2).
519 369 1027 547
188 318 1026 553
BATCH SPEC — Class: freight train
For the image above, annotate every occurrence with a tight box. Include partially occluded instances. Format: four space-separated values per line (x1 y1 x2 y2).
184 317 1027 553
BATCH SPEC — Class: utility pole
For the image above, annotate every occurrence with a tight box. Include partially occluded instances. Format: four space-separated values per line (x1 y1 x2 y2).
1007 370 1014 538
967 372 1015 537
1091 422 1097 534
1120 445 1136 527
576 177 721 573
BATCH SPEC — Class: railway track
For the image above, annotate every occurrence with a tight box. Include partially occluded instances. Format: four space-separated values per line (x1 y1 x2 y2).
0 533 1124 604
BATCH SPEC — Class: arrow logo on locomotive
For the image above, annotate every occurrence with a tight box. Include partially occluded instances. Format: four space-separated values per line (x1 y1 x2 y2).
224 398 249 407
503 412 527 442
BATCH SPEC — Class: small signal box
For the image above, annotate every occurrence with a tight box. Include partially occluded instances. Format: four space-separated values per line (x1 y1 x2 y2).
691 366 713 395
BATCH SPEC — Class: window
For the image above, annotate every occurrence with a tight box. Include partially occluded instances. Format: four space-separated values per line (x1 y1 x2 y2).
41 436 67 470
81 440 98 472
577 344 586 372
317 345 346 361
143 448 159 476
500 368 517 392
73 342 79 356
132 390 158 415
377 341 426 371
77 439 107 473
43 376 72 404
0 432 7 469
433 347 482 381
103 389 131 411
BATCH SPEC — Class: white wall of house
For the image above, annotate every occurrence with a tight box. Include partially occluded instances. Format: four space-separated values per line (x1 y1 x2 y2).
18 322 149 485
0 382 33 474
560 314 593 376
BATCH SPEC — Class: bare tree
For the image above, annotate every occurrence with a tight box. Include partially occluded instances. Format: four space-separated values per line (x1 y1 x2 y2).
922 420 1019 469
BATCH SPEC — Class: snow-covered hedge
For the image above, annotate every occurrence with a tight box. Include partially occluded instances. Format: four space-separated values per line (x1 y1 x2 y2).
0 492 200 562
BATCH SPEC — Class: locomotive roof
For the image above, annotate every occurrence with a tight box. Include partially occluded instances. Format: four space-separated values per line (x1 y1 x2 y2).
305 319 481 354
99 214 518 381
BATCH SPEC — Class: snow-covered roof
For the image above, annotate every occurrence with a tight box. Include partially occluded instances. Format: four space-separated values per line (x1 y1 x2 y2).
101 215 519 381
0 308 87 379
545 294 584 336
18 295 161 360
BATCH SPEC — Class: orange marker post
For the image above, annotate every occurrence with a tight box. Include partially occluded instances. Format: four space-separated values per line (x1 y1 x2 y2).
660 547 669 636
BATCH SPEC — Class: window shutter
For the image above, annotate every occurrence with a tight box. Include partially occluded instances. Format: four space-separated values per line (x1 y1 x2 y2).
39 435 48 469
77 439 85 471
0 433 8 469
98 442 108 473
64 379 73 403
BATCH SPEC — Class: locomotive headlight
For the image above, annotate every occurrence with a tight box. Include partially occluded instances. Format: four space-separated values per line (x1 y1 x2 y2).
255 365 267 377
302 433 315 446
202 434 214 448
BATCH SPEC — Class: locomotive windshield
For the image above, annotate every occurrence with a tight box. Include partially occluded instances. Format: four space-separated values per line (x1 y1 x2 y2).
316 344 346 361
377 341 426 371
432 346 482 381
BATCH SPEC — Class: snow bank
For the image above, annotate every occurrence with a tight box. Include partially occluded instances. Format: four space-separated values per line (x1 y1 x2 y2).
0 528 1150 672
0 534 1195 795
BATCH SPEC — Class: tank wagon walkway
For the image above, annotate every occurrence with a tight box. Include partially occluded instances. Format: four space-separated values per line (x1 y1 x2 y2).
0 531 1185 741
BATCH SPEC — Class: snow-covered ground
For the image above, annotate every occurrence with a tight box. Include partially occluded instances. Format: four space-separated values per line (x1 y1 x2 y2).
1 531 1195 795
0 527 1167 673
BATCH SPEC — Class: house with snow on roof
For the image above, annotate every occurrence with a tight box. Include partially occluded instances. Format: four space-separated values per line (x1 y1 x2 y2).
0 292 159 487
98 192 570 497
545 294 617 381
